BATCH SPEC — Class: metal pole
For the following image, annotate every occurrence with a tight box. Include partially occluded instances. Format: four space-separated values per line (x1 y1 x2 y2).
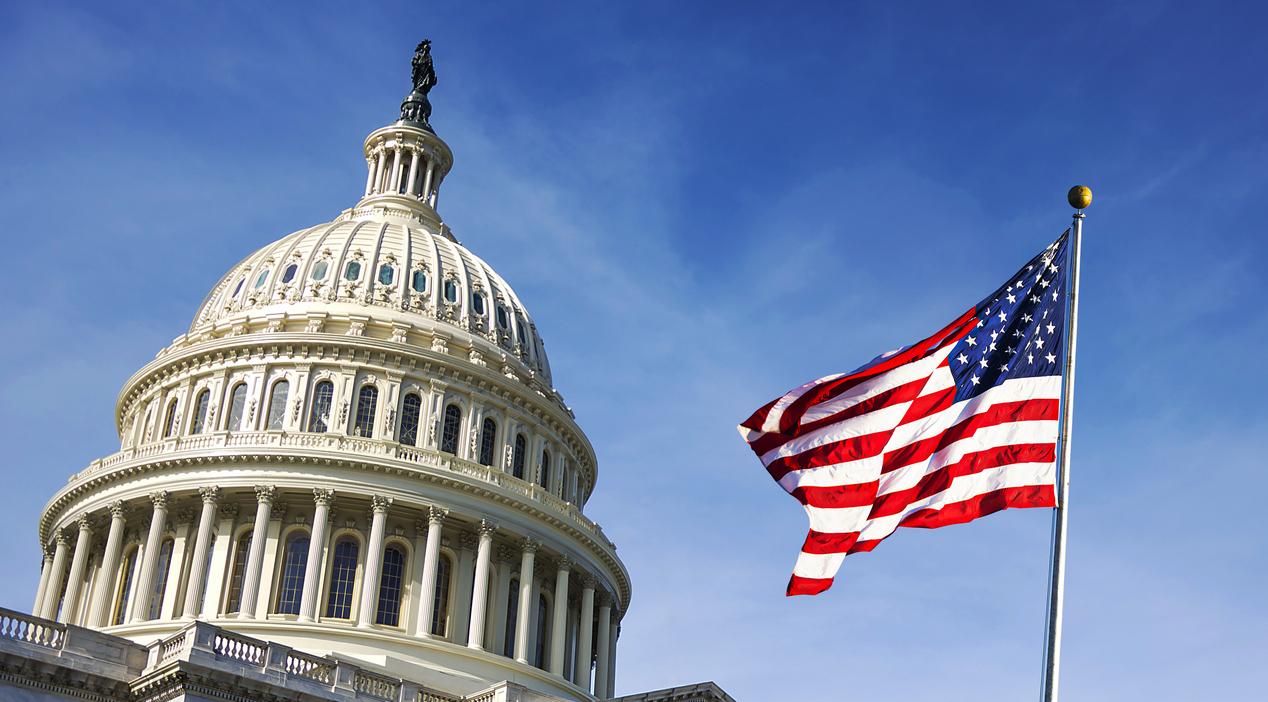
1042 206 1084 702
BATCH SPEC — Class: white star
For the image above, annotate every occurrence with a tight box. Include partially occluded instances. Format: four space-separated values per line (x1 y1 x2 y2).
970 375 980 386
1031 295 1041 304
1000 363 1009 372
979 358 990 369
1038 278 1051 288
1012 329 1023 338
956 353 969 365
1045 353 1058 364
1017 280 1025 288
989 341 997 352
997 310 1007 322
1022 313 1033 323
1027 353 1035 364
965 336 977 347
1035 337 1045 349
1006 293 1017 304
977 318 985 328
1052 290 1059 302
1005 346 1015 354
1049 263 1059 273
990 330 1000 341
1046 322 1056 335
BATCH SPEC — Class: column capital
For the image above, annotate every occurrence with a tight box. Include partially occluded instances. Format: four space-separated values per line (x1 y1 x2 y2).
42 542 55 560
555 554 572 572
521 537 539 554
426 505 448 524
148 490 169 509
477 519 498 538
312 488 335 506
108 500 128 520
254 485 277 505
199 486 221 505
54 530 71 546
580 572 598 590
370 495 393 514
76 513 93 532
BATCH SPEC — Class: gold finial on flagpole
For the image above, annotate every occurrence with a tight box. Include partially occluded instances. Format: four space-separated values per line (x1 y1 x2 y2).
1067 185 1092 210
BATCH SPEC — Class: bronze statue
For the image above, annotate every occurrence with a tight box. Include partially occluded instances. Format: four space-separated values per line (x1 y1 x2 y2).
400 39 438 129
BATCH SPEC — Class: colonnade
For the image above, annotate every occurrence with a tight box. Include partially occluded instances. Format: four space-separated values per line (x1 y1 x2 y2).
34 486 621 696
364 136 443 208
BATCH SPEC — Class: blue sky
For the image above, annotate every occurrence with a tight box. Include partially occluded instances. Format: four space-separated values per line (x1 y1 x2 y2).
1 1 1265 699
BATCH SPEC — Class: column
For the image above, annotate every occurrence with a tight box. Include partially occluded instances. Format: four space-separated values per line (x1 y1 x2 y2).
405 149 421 197
607 618 619 697
574 576 595 689
453 534 476 645
389 147 403 193
39 532 71 619
253 501 286 618
548 557 570 676
58 516 94 623
421 161 436 205
129 491 169 623
513 539 537 663
372 149 387 195
237 486 275 619
492 546 514 654
182 488 219 618
298 488 334 621
160 510 195 619
356 495 391 628
90 502 128 626
201 503 239 618
467 520 496 649
406 519 428 633
416 506 446 636
32 545 54 617
594 597 612 696
363 157 375 196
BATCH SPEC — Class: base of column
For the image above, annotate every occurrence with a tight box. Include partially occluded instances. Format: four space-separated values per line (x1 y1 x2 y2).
466 643 484 651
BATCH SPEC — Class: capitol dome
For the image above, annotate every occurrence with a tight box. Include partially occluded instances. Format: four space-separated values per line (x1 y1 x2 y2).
26 41 629 702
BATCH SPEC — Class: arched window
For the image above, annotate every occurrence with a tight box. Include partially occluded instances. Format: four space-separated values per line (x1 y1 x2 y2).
190 389 210 435
503 577 519 657
274 531 310 615
562 465 572 502
325 538 359 619
431 554 452 636
146 539 175 620
479 417 497 467
142 408 154 443
539 449 551 489
112 547 138 626
512 434 527 479
308 381 334 432
267 380 289 430
376 545 407 627
440 404 461 454
226 383 248 431
353 385 378 437
535 593 550 667
162 399 179 438
399 394 422 446
225 532 253 614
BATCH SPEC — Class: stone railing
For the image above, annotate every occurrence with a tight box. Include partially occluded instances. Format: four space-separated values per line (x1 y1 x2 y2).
0 608 65 650
354 669 401 699
285 649 335 684
72 431 612 551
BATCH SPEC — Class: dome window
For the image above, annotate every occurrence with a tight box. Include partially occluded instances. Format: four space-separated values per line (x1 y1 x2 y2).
312 260 329 281
516 318 527 343
231 278 245 297
344 261 362 281
281 263 298 284
253 269 270 289
443 279 458 303
496 306 509 329
472 292 486 316
378 264 396 286
411 270 427 293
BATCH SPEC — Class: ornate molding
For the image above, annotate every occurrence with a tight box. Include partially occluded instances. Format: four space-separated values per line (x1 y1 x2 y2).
312 487 335 506
149 490 169 509
198 486 221 505
253 485 276 505
370 494 393 514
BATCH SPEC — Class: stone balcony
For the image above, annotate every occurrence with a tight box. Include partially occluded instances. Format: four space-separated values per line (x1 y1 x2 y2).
0 607 564 702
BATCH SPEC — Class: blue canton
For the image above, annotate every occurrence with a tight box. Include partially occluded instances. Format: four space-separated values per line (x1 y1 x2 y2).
947 232 1070 402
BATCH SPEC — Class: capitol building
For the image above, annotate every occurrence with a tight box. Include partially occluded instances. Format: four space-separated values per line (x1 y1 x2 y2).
0 42 732 702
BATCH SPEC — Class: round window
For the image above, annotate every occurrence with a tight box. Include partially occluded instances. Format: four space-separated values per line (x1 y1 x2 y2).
411 269 427 293
344 261 362 281
281 263 298 284
312 260 329 281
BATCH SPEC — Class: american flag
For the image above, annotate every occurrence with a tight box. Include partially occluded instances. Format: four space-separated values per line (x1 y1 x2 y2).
739 232 1070 596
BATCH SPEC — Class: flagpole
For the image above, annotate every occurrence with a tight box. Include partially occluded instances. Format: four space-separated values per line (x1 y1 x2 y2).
1042 185 1090 702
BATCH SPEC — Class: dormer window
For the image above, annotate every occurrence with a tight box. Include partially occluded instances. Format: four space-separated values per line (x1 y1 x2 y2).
411 270 428 293
344 261 362 281
312 260 329 281
281 263 298 284
378 264 396 286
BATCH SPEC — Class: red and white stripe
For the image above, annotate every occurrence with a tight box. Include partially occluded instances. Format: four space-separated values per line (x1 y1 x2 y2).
738 310 1058 596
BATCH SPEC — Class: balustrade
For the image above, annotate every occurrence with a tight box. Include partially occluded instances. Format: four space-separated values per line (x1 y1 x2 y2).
0 609 65 650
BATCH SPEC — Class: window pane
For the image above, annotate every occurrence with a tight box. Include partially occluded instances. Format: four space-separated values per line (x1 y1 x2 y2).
344 261 362 281
399 394 422 446
281 263 298 283
227 384 248 431
472 293 485 315
146 540 175 620
232 278 245 296
539 450 551 488
308 381 334 432
312 260 329 281
535 594 549 666
326 539 359 619
376 546 407 626
253 269 270 289
112 549 138 626
513 434 526 479
440 405 461 454
163 400 179 438
275 534 310 615
443 280 457 303
226 534 253 614
191 390 210 435
430 554 451 636
496 306 508 329
503 578 518 657
378 264 395 286
354 385 378 437
267 381 289 430
479 418 497 467
411 270 427 292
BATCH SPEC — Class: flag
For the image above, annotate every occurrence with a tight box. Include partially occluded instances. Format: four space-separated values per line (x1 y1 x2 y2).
738 232 1070 596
